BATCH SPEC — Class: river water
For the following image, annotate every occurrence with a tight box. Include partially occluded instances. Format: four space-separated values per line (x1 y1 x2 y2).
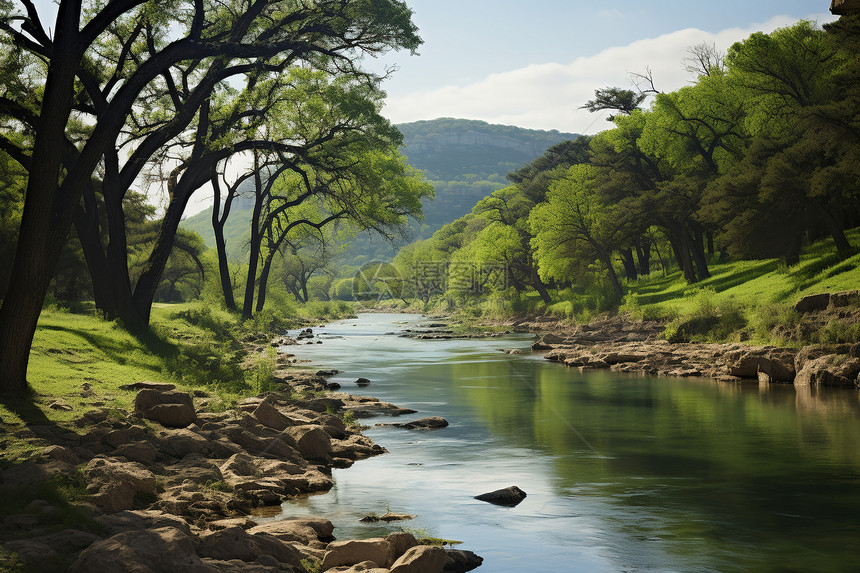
272 313 860 572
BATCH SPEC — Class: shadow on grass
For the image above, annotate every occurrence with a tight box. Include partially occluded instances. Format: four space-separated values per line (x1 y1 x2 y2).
37 323 178 375
0 390 54 427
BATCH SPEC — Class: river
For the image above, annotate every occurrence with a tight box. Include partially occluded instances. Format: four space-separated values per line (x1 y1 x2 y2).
269 313 860 572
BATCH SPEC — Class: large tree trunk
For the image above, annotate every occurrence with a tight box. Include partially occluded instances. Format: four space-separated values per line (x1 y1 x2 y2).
242 168 265 320
620 248 638 282
531 271 552 305
213 222 237 311
821 205 854 258
667 229 698 283
0 3 80 392
599 252 624 300
255 254 275 312
690 227 711 281
784 232 803 266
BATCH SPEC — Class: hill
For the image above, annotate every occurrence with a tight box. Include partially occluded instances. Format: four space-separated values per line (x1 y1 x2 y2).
181 118 580 262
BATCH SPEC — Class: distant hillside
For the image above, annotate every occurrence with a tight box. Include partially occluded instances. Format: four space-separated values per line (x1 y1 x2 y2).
181 118 580 263
398 118 578 182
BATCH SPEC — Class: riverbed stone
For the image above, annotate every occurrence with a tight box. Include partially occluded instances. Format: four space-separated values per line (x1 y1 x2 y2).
794 355 860 387
197 526 304 565
474 485 527 507
134 389 196 428
69 526 203 573
389 546 451 573
377 416 449 430
247 516 334 547
321 538 391 570
84 457 157 513
284 425 331 460
252 399 295 431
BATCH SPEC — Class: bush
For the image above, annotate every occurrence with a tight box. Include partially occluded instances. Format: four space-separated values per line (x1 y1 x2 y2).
662 288 747 342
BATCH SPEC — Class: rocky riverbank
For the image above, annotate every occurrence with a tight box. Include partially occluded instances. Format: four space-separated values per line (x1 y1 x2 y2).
505 292 860 389
0 333 483 573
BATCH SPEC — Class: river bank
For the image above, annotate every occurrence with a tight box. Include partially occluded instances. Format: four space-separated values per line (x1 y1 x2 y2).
0 321 483 573
466 291 860 389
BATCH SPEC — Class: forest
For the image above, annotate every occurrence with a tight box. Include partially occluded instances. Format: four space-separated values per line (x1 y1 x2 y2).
381 19 860 327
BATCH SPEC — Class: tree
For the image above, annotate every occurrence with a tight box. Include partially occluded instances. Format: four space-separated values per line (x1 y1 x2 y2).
529 164 626 299
0 0 421 392
724 20 857 257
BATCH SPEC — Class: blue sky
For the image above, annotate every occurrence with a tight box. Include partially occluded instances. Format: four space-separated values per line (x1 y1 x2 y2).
368 1 837 133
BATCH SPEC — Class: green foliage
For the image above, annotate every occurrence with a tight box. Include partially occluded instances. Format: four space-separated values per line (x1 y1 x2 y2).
0 547 24 573
250 348 277 395
662 289 747 343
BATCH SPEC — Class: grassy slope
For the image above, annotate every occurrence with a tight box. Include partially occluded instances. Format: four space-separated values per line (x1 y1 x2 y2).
625 228 860 316
0 301 354 463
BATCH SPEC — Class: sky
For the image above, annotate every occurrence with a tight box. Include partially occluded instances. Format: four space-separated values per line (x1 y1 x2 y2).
25 0 839 215
363 1 837 134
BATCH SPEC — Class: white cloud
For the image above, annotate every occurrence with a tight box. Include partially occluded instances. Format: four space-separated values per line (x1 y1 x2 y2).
381 14 833 134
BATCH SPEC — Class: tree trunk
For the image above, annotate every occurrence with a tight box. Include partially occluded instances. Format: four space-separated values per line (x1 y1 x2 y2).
620 248 638 281
651 237 668 277
73 208 115 317
706 231 714 257
599 252 624 300
691 227 711 280
531 271 552 305
0 3 80 392
635 238 651 276
243 166 265 320
255 254 275 313
668 229 698 283
784 232 803 266
212 215 236 311
821 205 854 258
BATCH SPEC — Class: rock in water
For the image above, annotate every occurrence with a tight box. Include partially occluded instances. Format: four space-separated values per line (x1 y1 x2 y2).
376 417 449 430
355 377 371 387
474 485 527 507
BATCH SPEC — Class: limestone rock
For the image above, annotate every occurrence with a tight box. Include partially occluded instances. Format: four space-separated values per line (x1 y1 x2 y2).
321 538 391 570
252 400 295 431
386 532 418 566
794 355 860 388
474 485 527 507
326 562 387 572
389 546 451 573
134 389 196 428
444 549 484 572
70 526 206 573
284 425 331 461
246 516 334 546
794 293 831 313
114 441 158 464
41 444 80 465
84 457 157 513
197 526 303 566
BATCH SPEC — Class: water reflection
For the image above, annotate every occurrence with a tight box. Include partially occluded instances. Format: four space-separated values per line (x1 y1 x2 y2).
279 314 860 573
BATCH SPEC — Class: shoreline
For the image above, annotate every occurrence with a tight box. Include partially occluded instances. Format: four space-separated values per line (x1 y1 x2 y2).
0 323 483 573
486 312 860 389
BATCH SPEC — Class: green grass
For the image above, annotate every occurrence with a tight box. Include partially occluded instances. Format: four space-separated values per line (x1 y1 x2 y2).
623 228 860 317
